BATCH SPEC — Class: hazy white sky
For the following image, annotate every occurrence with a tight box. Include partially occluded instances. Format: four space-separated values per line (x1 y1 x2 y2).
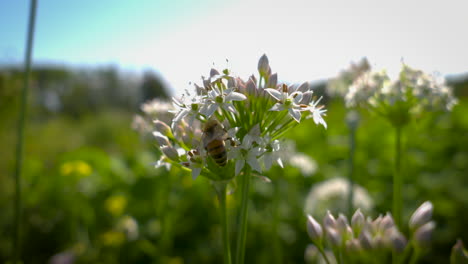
2 0 468 94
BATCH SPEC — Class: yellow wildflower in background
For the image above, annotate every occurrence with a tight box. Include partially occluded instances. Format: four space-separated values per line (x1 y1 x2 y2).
60 160 93 177
100 231 125 247
105 195 128 216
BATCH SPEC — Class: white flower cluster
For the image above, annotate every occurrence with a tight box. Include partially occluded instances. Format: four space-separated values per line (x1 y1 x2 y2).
151 55 327 181
345 65 457 126
132 99 174 135
306 201 435 264
304 177 373 219
327 58 371 98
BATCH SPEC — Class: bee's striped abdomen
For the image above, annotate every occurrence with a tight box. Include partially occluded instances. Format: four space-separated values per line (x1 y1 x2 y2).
206 139 227 166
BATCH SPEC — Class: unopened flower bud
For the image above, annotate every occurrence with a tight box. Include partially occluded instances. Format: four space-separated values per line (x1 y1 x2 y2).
182 133 192 147
409 201 433 231
258 54 270 77
371 215 383 233
385 227 407 253
359 230 373 250
380 213 395 231
325 227 341 247
337 214 349 233
351 209 365 234
246 78 257 96
210 68 220 78
227 77 237 88
345 238 362 252
307 215 323 242
323 211 337 230
153 132 170 147
267 73 278 88
161 146 180 161
414 221 436 247
154 120 173 138
450 239 468 264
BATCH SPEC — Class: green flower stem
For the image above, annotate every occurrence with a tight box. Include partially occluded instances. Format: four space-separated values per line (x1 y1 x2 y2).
235 166 252 264
409 247 420 264
347 123 357 218
215 182 232 264
317 246 331 264
13 0 37 262
393 125 403 228
271 176 282 264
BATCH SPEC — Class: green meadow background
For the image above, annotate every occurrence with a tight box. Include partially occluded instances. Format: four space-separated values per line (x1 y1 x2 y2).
1 66 467 263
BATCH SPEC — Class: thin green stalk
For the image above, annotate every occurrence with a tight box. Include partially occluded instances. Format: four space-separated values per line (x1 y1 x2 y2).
347 124 357 218
317 246 331 264
235 166 251 264
216 182 232 264
393 125 403 228
13 0 37 263
271 176 282 264
408 247 420 264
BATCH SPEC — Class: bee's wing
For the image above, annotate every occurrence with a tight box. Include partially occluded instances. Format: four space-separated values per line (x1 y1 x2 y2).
202 133 212 149
215 126 229 140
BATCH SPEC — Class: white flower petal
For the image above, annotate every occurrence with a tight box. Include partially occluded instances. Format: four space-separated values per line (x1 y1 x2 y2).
228 148 240 159
289 108 302 122
269 103 284 111
277 157 284 168
292 92 303 104
242 135 253 148
247 154 262 172
265 88 282 101
235 159 245 175
226 92 247 102
173 109 189 123
192 167 202 180
263 153 273 170
201 103 218 117
223 103 237 113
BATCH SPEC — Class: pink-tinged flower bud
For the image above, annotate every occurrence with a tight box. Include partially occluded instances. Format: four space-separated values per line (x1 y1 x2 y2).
227 77 237 89
384 227 407 253
409 201 433 231
161 146 179 161
414 221 436 247
258 54 270 77
345 238 362 252
267 73 278 88
450 239 468 264
371 215 383 233
154 120 173 138
351 209 365 233
153 132 170 147
307 215 323 242
380 213 395 231
181 133 192 148
325 227 341 247
246 78 257 96
337 214 349 233
358 230 373 250
323 211 337 230
210 68 220 78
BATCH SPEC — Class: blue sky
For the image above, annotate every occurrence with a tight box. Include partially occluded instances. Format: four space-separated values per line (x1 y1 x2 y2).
2 0 468 93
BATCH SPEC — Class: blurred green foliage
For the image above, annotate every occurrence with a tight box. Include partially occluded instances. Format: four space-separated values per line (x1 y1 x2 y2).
0 66 467 263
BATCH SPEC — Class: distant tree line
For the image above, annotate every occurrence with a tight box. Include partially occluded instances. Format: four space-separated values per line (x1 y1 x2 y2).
0 65 170 119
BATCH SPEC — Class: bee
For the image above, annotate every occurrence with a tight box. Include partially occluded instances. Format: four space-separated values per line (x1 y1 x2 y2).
202 119 229 166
